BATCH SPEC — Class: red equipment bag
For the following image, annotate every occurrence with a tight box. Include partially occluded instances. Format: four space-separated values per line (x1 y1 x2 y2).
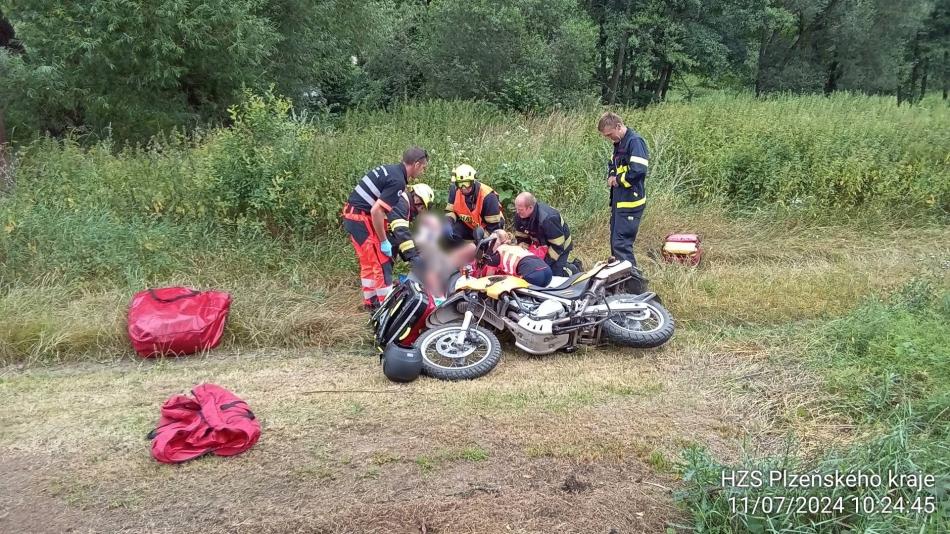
128 287 231 357
148 383 261 464
662 233 703 266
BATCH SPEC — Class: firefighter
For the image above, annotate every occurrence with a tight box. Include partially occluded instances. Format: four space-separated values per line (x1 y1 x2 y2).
444 164 504 247
342 147 429 309
387 183 435 277
598 112 649 268
512 192 581 277
484 230 553 287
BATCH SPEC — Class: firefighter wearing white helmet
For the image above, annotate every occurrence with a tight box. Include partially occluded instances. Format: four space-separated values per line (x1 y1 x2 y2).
445 163 504 246
386 183 435 276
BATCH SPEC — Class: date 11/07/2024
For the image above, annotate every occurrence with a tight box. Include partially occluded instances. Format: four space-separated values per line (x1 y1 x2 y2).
728 495 938 516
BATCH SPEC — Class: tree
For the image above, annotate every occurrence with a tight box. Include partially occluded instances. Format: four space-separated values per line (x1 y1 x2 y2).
422 0 597 111
4 1 280 140
0 8 25 188
588 0 769 106
753 0 935 101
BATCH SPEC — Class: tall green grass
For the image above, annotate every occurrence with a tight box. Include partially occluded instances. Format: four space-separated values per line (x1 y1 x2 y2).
675 280 950 532
5 92 946 255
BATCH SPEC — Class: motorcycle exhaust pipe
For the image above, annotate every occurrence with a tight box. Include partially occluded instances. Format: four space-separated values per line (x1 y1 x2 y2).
582 301 649 315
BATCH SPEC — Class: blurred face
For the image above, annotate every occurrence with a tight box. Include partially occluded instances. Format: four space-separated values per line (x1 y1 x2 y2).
457 180 474 195
515 197 534 219
407 159 428 179
412 193 427 212
599 124 625 143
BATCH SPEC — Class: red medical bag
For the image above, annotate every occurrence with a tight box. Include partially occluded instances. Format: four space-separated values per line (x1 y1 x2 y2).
662 234 703 266
128 287 232 357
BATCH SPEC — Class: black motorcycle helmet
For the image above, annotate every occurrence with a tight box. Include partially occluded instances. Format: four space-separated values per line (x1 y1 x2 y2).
381 341 423 382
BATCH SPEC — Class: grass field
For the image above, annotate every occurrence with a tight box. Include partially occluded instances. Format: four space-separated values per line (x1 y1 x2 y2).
2 219 947 532
1 93 948 532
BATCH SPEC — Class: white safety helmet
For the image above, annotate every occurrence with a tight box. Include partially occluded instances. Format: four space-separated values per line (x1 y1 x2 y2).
451 164 477 185
410 183 435 210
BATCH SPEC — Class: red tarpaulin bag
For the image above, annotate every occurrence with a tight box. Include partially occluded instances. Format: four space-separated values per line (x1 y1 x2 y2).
148 383 261 464
128 287 231 357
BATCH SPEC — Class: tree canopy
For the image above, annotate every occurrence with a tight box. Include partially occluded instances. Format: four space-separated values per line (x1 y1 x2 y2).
1 0 946 142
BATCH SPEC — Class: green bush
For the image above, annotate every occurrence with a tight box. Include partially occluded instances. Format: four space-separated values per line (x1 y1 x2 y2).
197 90 316 233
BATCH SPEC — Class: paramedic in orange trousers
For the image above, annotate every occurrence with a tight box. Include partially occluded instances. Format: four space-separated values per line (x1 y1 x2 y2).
341 147 429 310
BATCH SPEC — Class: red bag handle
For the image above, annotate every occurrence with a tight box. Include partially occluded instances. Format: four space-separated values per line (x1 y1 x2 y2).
148 288 202 303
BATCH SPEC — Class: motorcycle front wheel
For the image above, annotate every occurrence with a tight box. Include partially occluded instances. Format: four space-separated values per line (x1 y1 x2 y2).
417 324 502 380
603 294 674 349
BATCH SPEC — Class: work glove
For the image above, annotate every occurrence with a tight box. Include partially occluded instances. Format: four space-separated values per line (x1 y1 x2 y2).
380 239 393 257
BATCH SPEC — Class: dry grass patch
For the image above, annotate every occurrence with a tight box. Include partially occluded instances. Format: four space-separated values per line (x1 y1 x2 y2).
0 332 814 533
574 215 948 326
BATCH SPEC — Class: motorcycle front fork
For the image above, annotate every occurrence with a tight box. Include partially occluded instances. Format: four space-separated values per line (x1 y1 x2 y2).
454 310 474 345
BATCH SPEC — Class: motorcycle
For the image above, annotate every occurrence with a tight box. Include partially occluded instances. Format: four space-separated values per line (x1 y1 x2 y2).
372 234 674 380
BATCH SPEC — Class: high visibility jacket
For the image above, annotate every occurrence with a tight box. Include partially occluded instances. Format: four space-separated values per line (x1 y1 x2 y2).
513 201 573 264
446 181 503 231
608 129 649 213
346 163 407 214
496 244 532 275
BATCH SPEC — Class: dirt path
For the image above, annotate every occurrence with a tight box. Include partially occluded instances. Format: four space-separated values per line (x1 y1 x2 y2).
0 334 823 534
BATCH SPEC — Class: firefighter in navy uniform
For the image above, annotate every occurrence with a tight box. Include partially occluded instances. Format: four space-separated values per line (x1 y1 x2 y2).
598 112 649 269
512 192 581 277
342 147 428 310
386 183 435 277
444 164 504 247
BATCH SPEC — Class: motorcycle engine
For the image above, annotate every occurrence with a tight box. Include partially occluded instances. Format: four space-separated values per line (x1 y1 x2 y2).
533 299 565 319
505 298 570 354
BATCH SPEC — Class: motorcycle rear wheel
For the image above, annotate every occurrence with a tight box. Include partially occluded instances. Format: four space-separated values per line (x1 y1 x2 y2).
417 324 502 380
603 294 674 349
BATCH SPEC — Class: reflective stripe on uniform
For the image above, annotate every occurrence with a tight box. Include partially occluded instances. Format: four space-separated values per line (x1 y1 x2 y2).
376 286 393 298
548 235 566 246
355 185 376 206
399 240 415 253
630 156 649 167
616 198 646 209
484 214 502 224
499 245 531 274
389 219 410 231
380 166 389 176
361 175 381 197
616 165 631 188
548 248 560 260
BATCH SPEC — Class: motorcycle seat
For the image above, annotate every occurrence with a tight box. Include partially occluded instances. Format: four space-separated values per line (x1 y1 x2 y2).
531 271 587 292
524 271 592 299
526 283 589 300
